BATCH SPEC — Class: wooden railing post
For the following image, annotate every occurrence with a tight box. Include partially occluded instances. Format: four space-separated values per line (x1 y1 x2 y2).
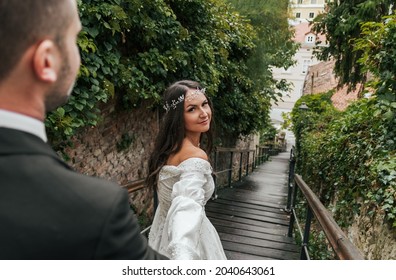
212 148 219 200
300 206 313 260
238 152 243 181
256 145 259 166
246 151 250 176
286 146 296 212
252 150 256 170
228 151 233 188
257 146 261 165
288 178 298 237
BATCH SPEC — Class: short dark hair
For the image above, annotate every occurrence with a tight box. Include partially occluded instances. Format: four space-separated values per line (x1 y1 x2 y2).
0 0 73 81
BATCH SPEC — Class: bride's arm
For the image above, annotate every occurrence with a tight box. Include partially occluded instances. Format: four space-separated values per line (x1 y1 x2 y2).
165 164 210 259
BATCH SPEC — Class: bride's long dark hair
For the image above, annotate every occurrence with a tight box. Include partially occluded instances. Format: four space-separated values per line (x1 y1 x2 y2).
145 80 214 191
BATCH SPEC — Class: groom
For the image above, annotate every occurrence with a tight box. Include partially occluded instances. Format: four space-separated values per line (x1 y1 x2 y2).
0 0 166 259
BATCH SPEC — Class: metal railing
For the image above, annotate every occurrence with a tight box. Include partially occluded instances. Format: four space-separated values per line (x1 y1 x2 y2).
286 147 365 260
212 147 259 199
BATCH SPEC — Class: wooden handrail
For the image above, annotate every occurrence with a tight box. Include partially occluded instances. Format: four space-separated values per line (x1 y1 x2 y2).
121 179 145 194
294 174 365 260
216 147 255 153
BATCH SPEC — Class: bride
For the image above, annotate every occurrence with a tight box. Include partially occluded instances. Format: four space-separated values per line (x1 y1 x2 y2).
145 80 227 260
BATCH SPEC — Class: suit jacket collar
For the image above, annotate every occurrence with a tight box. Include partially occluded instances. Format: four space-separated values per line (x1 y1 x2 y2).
0 127 70 169
0 109 47 142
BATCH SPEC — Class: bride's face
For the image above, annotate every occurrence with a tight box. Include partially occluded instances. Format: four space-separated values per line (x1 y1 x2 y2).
183 89 211 135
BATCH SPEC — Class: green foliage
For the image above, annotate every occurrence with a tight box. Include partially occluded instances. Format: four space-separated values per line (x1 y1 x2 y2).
290 90 337 137
227 0 299 102
297 9 396 228
46 0 297 145
130 203 150 229
116 132 136 152
259 125 277 144
46 0 130 145
311 0 394 91
308 230 335 260
354 14 396 102
292 93 396 228
280 111 292 130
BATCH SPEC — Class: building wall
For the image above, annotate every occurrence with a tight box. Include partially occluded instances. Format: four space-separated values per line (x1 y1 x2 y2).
303 59 360 110
302 59 338 95
271 4 328 129
289 0 326 23
272 22 326 112
273 47 318 109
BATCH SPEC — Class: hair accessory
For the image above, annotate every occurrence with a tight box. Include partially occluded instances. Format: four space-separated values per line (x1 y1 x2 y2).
186 87 206 102
163 87 206 112
163 95 184 112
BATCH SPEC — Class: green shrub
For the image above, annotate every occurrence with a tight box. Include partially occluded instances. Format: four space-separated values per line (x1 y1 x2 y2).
293 93 396 228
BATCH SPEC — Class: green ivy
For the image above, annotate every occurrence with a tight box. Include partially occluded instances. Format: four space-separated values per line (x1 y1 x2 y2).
45 0 296 147
293 93 396 228
116 132 136 152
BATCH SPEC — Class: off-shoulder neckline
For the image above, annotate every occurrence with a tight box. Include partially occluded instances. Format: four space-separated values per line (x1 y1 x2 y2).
163 157 210 168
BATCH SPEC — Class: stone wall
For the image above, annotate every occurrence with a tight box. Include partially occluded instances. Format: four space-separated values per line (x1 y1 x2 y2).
62 99 159 221
349 206 396 260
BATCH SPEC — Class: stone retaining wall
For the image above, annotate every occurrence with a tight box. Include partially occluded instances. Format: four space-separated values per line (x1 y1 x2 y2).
61 100 158 221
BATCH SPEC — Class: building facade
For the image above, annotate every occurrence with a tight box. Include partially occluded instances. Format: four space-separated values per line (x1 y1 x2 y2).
289 0 327 23
270 21 327 127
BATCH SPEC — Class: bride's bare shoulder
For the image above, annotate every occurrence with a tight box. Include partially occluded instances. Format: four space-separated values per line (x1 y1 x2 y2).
167 142 208 166
179 145 208 163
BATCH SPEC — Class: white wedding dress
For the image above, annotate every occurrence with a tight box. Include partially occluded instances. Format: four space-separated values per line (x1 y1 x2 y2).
148 157 227 260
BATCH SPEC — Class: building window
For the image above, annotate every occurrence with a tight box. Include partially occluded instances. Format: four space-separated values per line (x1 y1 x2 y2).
302 59 311 74
298 0 303 4
309 12 315 18
296 12 301 18
306 35 315 43
311 0 317 4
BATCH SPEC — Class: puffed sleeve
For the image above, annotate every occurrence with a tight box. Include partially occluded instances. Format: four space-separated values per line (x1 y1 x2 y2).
165 166 210 259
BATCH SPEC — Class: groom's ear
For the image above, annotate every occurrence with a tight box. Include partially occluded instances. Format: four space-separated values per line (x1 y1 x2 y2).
32 39 59 83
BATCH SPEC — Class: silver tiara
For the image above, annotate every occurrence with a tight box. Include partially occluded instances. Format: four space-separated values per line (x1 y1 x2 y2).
163 87 206 112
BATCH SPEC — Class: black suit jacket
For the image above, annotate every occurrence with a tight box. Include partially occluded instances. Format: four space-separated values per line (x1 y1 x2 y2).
0 128 166 260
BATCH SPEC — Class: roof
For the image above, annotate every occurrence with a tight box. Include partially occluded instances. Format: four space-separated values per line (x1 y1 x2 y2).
292 22 326 44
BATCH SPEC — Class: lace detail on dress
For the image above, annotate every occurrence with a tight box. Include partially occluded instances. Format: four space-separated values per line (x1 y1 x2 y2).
159 167 181 181
177 158 212 174
159 157 212 181
168 242 200 260
148 205 166 245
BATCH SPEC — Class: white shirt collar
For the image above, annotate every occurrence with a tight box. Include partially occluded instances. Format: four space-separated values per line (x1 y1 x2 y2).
0 109 47 142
